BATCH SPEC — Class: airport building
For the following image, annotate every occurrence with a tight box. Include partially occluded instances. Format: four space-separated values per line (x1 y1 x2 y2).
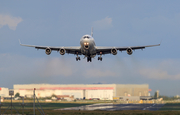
14 84 149 100
0 87 9 97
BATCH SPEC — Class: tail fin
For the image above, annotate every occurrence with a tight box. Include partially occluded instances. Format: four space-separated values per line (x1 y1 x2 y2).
91 27 93 37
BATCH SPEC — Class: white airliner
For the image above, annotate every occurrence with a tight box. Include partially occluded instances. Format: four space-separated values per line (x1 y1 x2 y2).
19 29 160 62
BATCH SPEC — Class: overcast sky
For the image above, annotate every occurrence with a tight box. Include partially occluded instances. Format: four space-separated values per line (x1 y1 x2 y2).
0 0 180 96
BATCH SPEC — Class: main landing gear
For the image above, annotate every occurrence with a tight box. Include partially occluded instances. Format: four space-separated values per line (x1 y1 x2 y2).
87 57 92 62
98 54 103 61
76 52 80 61
76 56 80 61
98 52 103 61
98 57 102 61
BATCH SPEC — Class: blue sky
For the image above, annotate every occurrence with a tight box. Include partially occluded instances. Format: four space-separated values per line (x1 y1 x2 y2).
0 0 180 96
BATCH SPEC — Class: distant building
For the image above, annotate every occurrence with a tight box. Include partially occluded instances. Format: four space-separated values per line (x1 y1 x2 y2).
174 95 180 98
14 84 149 100
154 90 159 98
0 87 9 97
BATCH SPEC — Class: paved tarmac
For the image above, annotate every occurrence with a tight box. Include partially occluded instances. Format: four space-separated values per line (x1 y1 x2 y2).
56 103 165 111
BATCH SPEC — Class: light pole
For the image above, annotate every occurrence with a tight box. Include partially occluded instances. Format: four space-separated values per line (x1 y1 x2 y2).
33 88 36 115
9 90 14 115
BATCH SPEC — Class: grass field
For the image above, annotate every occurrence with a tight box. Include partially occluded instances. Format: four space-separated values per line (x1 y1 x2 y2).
2 110 180 115
159 103 180 111
0 102 92 109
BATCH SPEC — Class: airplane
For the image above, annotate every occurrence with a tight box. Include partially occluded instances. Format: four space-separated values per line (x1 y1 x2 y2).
19 28 160 62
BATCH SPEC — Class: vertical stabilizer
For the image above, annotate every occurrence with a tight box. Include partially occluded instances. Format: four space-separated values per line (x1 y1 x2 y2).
91 27 93 37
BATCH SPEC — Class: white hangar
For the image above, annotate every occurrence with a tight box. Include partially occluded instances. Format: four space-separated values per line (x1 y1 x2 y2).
14 84 149 100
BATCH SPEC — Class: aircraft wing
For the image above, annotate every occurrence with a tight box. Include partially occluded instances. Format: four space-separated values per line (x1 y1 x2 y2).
19 40 82 55
95 44 160 55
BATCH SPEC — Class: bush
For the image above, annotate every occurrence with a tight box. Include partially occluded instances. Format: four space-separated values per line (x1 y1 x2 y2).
15 93 20 98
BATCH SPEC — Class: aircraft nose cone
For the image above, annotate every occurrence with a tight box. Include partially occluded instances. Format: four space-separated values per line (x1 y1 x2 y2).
85 45 89 49
84 42 89 49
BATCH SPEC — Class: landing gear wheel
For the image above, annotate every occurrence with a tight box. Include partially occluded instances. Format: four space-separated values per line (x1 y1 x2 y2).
98 57 102 61
76 57 80 61
87 57 92 62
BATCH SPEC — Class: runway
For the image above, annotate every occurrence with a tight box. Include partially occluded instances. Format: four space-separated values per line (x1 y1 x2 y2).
57 103 165 111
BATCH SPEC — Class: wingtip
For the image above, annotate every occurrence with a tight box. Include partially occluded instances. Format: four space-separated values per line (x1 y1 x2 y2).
19 39 21 45
160 39 163 45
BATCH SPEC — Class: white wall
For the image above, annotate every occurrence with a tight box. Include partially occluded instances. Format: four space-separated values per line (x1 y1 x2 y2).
15 90 84 98
0 88 9 97
86 90 113 100
61 90 83 98
15 89 114 100
16 90 62 98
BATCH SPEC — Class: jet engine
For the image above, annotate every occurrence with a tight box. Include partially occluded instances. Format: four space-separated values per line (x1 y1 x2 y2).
111 48 117 55
59 48 66 55
45 47 51 55
126 48 133 55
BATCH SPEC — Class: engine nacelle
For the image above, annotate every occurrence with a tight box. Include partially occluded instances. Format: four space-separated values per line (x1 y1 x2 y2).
126 48 133 55
111 48 117 55
59 48 66 55
45 47 51 55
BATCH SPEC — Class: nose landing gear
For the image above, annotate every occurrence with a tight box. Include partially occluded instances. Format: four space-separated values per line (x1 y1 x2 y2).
87 57 92 62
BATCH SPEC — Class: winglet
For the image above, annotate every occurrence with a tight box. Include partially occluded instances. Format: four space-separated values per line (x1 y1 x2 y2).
91 27 93 37
160 39 163 45
19 39 21 45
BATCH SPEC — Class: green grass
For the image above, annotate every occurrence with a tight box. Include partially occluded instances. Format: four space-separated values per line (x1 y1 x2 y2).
159 103 180 111
1 102 92 109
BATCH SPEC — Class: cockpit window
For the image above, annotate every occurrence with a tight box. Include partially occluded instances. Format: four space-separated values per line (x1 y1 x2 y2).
83 36 90 39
